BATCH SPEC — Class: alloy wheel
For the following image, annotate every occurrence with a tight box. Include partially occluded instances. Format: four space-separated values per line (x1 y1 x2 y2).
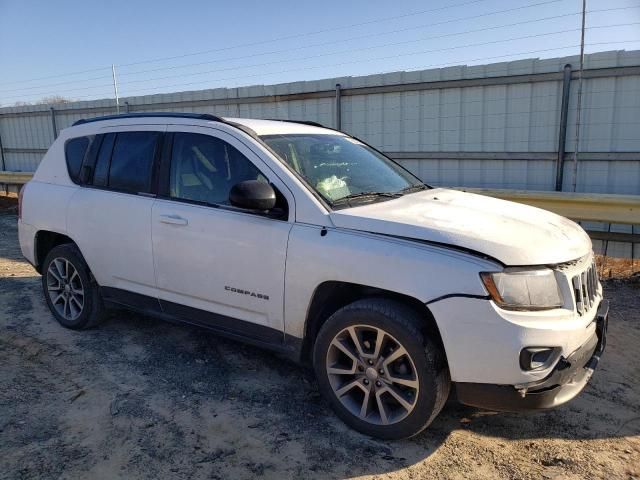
46 257 85 321
326 325 419 425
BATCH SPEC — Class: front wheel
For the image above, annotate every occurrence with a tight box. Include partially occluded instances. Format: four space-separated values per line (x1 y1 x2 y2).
313 298 450 439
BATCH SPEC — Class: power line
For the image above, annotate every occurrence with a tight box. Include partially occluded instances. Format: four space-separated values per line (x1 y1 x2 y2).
116 36 639 99
116 23 638 88
0 0 495 87
115 0 501 68
118 0 573 77
4 2 637 101
0 67 112 88
3 38 638 106
118 44 586 97
394 39 640 75
0 74 111 95
0 0 579 96
5 21 636 103
116 29 585 87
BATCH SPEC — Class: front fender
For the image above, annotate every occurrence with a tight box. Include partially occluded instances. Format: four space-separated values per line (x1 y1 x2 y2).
284 224 498 338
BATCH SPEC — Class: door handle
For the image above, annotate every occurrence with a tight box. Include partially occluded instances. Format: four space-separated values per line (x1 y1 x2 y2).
159 214 188 226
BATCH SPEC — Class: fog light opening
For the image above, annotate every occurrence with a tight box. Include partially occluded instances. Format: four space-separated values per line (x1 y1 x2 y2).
520 347 561 371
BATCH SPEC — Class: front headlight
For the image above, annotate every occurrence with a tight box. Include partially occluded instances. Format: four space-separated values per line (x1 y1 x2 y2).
480 268 563 311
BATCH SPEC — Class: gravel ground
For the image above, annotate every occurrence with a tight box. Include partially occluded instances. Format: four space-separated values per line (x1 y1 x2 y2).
0 206 638 480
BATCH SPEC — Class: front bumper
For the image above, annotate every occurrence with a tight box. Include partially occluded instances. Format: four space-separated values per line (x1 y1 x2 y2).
455 299 609 412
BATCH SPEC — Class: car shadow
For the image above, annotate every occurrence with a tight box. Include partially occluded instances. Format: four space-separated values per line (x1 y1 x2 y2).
97 303 640 430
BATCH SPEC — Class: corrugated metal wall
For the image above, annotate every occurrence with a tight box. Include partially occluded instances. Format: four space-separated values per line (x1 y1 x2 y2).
1 50 639 256
2 50 639 191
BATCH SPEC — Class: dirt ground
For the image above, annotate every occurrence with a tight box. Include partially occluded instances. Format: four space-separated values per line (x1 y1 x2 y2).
0 200 639 480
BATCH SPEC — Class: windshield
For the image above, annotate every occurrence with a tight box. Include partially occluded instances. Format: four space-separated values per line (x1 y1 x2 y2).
260 134 425 207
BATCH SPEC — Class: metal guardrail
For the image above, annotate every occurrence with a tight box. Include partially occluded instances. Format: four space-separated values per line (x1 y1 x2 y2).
0 171 34 185
463 188 640 225
464 188 640 244
1 170 639 229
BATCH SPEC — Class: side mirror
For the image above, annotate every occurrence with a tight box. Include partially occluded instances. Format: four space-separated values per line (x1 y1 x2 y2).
229 180 277 211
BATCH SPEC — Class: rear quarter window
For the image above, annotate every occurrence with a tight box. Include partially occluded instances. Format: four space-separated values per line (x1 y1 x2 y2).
64 136 91 183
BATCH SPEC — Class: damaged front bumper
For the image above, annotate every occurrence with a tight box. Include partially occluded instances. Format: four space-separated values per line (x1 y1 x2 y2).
455 299 609 412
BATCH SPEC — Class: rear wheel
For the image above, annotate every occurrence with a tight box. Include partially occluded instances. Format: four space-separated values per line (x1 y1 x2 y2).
42 244 105 330
313 298 449 439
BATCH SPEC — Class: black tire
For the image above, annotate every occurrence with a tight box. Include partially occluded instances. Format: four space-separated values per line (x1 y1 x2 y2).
41 243 106 330
313 298 450 440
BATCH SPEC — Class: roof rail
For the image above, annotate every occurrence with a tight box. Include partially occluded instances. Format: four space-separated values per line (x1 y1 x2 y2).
266 119 325 128
72 112 223 126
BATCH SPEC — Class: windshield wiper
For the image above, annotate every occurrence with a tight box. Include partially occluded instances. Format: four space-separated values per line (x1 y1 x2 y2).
398 183 429 194
333 191 402 206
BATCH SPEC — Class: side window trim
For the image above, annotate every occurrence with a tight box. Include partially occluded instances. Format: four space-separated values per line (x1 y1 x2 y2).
157 132 174 198
91 133 115 188
149 131 166 196
156 193 292 221
80 134 103 184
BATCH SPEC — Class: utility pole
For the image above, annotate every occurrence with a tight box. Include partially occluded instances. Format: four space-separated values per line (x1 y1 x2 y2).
335 83 342 130
112 64 120 115
571 0 586 192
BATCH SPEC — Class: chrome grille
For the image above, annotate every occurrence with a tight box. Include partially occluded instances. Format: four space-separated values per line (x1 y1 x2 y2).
572 260 599 315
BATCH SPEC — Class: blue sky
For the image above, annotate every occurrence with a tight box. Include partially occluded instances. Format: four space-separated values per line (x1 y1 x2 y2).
1 0 639 106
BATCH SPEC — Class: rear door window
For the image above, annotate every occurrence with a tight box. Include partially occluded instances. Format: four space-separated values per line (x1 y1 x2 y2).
91 131 160 193
108 132 160 193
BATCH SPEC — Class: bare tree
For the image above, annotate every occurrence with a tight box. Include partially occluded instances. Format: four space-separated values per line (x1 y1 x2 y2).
1 95 75 108
2 96 74 108
40 95 73 105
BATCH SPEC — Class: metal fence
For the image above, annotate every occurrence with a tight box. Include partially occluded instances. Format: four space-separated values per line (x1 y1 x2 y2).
1 49 639 258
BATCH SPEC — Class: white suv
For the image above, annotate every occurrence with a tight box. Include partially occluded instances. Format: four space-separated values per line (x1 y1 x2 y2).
18 113 608 439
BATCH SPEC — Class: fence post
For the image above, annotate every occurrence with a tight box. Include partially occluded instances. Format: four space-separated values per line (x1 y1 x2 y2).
0 128 5 172
125 101 131 113
335 83 342 130
50 107 58 139
555 64 572 191
0 127 6 194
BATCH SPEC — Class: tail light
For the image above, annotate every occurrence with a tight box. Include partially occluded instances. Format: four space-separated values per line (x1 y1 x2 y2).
18 184 25 220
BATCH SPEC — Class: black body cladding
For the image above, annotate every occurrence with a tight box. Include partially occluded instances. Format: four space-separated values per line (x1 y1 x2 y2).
99 287 301 360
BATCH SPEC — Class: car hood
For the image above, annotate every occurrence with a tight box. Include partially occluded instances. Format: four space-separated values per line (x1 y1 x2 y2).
329 188 591 266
